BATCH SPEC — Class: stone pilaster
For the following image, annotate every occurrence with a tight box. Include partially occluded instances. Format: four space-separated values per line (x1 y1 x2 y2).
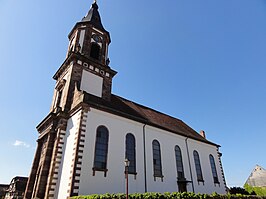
217 147 227 192
45 120 67 199
33 130 56 199
24 141 42 199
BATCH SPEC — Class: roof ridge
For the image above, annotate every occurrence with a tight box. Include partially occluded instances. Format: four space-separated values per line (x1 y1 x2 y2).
111 94 219 146
112 94 184 122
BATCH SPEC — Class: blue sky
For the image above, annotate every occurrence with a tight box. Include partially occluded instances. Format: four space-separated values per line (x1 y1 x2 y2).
0 0 266 188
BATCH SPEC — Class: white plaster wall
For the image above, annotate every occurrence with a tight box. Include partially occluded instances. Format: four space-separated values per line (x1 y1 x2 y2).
80 70 103 97
187 139 225 194
144 126 192 193
65 108 225 195
78 108 146 195
55 110 82 199
144 126 225 194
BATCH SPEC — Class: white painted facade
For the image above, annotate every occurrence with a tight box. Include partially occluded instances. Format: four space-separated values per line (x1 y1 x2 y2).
81 70 103 98
55 106 226 198
56 110 83 198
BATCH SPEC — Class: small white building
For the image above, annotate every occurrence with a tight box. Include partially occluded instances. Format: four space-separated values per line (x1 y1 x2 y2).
25 2 227 199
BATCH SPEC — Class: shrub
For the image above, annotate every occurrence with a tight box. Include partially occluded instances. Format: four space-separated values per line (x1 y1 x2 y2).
229 187 251 195
70 191 266 199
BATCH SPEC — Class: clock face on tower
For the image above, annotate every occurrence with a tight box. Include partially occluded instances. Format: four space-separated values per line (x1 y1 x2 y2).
92 34 101 43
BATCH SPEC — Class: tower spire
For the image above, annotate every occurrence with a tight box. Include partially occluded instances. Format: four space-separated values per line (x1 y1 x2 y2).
81 0 105 31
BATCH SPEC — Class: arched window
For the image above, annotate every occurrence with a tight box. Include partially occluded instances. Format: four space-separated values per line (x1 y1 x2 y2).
152 140 163 178
90 42 100 60
93 126 109 176
56 90 63 107
54 79 66 109
125 133 136 174
209 154 219 183
175 145 185 179
193 150 203 182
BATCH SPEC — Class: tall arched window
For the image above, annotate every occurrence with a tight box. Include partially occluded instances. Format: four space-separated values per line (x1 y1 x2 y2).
125 133 136 174
56 90 63 107
209 154 219 183
175 145 185 179
54 79 65 109
152 140 163 179
90 42 100 60
193 150 203 182
93 126 109 176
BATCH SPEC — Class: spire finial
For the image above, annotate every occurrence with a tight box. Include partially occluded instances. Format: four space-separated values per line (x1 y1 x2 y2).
92 0 98 9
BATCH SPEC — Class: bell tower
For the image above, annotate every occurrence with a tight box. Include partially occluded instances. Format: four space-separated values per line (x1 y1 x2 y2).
50 1 116 113
25 2 116 199
67 1 110 65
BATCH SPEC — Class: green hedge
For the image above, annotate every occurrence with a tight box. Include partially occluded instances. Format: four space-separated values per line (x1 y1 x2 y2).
69 192 266 199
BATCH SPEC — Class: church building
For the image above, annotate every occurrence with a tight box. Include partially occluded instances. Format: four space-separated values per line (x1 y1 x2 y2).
25 2 227 199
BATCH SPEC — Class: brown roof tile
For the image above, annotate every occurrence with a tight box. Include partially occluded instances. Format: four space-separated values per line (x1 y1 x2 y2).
83 93 218 146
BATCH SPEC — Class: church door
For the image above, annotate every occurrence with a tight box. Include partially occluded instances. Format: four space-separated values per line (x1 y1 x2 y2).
178 182 187 192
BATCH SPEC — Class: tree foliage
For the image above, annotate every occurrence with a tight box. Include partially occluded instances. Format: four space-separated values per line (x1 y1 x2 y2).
244 184 266 196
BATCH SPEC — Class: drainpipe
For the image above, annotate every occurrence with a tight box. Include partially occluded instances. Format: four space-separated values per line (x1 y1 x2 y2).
185 137 195 193
143 124 147 192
